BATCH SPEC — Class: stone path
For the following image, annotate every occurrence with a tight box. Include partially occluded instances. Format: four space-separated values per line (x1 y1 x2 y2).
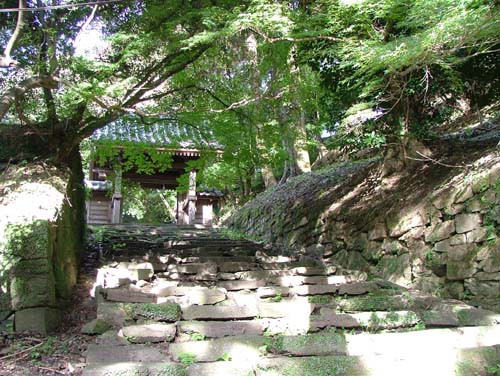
82 225 500 376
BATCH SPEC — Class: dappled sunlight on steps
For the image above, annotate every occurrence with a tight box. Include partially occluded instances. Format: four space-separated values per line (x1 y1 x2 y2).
82 224 500 376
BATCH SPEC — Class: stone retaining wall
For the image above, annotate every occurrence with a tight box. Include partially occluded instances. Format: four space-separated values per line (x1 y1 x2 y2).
228 151 500 311
0 161 85 333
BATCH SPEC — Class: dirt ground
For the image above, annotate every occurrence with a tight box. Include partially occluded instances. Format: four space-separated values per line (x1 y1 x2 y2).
0 274 97 376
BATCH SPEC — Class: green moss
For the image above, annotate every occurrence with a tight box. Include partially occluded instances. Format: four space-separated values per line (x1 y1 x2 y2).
155 364 188 376
338 292 405 312
178 352 197 366
258 356 363 376
308 295 334 305
3 221 50 260
265 333 347 355
131 303 181 322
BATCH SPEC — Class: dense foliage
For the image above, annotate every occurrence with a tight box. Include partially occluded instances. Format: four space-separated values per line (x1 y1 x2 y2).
0 0 498 206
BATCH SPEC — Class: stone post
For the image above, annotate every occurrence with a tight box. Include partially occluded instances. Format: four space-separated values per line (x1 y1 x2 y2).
187 170 197 224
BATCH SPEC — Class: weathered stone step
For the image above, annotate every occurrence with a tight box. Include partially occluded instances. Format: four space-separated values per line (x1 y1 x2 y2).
265 332 347 356
85 344 165 364
182 305 259 320
217 275 358 290
169 335 264 362
187 361 254 376
292 281 379 296
255 347 500 376
178 320 266 338
167 262 217 275
310 310 420 330
103 285 157 303
256 356 364 376
218 280 266 291
218 261 259 272
153 286 227 305
181 255 256 264
120 322 176 343
270 275 354 287
258 301 314 318
345 325 500 357
260 261 319 270
84 362 187 376
97 302 181 326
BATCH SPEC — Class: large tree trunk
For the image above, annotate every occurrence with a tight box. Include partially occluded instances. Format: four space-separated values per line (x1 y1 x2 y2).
246 33 277 189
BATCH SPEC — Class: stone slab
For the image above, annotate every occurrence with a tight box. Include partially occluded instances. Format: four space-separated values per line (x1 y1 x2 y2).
182 305 259 320
178 320 266 338
258 302 314 318
271 275 350 287
337 282 379 296
14 307 62 334
256 356 365 376
83 362 187 376
420 310 460 327
81 319 111 335
236 270 294 281
312 310 419 330
256 286 291 298
153 286 226 304
85 344 165 364
261 262 317 270
219 262 256 272
121 323 176 343
345 325 500 357
291 284 338 296
188 362 254 376
292 266 337 276
218 280 266 291
267 333 347 356
96 302 130 327
169 335 264 362
455 214 481 234
104 286 157 303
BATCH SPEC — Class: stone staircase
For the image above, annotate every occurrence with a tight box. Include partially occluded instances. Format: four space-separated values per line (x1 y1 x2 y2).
83 225 500 376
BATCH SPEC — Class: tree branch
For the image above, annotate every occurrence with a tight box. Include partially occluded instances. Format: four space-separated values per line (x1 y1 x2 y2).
1 0 26 68
247 27 341 43
0 0 123 12
0 75 58 120
122 45 209 108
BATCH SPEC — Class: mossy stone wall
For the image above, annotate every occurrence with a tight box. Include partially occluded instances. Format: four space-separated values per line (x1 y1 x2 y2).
228 153 500 312
0 158 86 333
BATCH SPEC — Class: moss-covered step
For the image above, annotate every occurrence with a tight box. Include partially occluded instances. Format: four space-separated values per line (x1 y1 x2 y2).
83 362 187 376
97 302 181 326
256 356 365 376
455 345 500 376
264 333 347 356
310 309 420 330
177 320 266 338
168 335 265 362
333 290 440 312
